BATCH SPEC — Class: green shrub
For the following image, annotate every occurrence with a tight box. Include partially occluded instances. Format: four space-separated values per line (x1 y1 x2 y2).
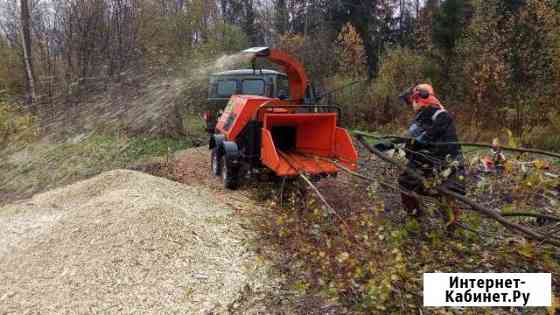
126 136 193 161
0 132 195 203
368 47 441 126
522 111 560 151
0 100 36 146
320 47 440 131
374 47 440 103
0 39 23 95
321 75 370 128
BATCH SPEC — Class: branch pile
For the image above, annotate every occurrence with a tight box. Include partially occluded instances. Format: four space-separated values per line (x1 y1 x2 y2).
354 134 560 247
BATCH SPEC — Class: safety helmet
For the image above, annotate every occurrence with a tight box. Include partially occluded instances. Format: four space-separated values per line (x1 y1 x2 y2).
413 84 435 98
399 83 442 108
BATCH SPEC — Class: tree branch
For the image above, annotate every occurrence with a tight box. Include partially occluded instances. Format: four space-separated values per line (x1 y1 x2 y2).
355 135 560 247
352 131 560 160
500 212 560 222
277 151 353 236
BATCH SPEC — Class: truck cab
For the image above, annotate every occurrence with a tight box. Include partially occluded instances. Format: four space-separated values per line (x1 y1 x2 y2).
208 69 290 110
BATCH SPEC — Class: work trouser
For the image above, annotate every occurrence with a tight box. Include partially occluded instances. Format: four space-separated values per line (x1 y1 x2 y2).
398 163 466 223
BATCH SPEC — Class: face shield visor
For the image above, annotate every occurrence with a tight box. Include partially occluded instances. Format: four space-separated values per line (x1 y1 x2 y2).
399 87 414 106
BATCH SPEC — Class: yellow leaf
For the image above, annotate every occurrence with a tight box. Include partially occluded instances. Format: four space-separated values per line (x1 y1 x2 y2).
501 204 514 214
517 241 535 259
275 215 286 225
445 207 456 227
504 128 518 148
336 252 350 263
534 160 550 170
504 160 514 174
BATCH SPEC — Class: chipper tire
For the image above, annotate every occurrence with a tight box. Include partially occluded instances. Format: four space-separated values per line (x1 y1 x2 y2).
211 148 221 176
221 155 239 190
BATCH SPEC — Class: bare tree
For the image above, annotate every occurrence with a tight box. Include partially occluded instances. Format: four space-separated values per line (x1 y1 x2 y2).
20 0 36 104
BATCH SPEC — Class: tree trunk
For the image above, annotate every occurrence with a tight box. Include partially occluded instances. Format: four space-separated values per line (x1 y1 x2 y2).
20 0 36 105
242 0 258 45
176 0 184 11
352 1 379 80
274 0 289 35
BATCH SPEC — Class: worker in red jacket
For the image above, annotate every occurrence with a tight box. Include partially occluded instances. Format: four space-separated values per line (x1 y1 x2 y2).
376 83 466 232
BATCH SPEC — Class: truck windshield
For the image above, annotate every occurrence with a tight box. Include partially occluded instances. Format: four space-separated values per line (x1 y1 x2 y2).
277 76 290 99
217 79 237 97
242 79 265 95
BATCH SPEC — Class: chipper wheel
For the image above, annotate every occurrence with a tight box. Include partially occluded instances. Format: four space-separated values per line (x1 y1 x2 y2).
220 154 239 189
211 148 221 176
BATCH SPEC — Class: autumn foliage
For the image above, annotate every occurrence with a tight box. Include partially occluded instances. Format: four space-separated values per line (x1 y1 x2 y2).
250 165 560 314
0 0 558 146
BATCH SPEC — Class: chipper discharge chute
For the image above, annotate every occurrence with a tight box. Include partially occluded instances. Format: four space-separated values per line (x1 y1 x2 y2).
205 47 358 189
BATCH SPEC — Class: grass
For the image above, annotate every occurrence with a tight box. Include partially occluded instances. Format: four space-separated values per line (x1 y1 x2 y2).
0 132 196 205
126 136 194 161
0 89 208 206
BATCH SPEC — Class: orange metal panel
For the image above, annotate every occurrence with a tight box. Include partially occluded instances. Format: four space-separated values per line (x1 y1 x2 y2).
262 113 338 158
261 128 281 171
295 114 337 157
260 112 353 176
267 49 309 103
334 128 359 171
281 152 338 175
268 152 340 177
216 96 296 141
216 95 273 140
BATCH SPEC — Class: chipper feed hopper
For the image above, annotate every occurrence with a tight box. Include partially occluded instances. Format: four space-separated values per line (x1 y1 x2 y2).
206 47 358 189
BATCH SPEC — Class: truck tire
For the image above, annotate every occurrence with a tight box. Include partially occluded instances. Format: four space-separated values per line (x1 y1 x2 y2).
221 154 239 189
211 148 221 176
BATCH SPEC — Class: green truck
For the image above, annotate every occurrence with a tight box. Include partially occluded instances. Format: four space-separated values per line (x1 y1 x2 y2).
207 69 291 109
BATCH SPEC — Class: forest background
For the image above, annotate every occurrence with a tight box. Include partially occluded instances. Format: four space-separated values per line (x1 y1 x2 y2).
1 2 560 313
1 0 560 148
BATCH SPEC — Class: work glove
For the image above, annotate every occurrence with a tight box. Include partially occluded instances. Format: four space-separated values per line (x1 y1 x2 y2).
413 133 428 145
374 142 395 152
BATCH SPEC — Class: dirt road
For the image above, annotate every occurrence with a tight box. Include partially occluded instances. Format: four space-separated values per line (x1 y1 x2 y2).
0 148 279 314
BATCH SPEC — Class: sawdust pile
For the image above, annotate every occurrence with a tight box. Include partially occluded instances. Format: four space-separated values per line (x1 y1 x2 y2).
0 170 273 313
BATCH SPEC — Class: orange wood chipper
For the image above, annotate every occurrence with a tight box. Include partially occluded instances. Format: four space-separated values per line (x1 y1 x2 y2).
205 47 358 189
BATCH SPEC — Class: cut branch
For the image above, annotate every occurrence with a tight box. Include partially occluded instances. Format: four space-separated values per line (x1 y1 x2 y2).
277 151 353 236
298 173 355 238
355 135 560 247
500 212 560 222
326 157 490 238
352 131 560 160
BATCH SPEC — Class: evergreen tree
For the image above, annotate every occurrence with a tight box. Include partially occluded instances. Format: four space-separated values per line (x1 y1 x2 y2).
328 0 381 79
432 0 472 54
